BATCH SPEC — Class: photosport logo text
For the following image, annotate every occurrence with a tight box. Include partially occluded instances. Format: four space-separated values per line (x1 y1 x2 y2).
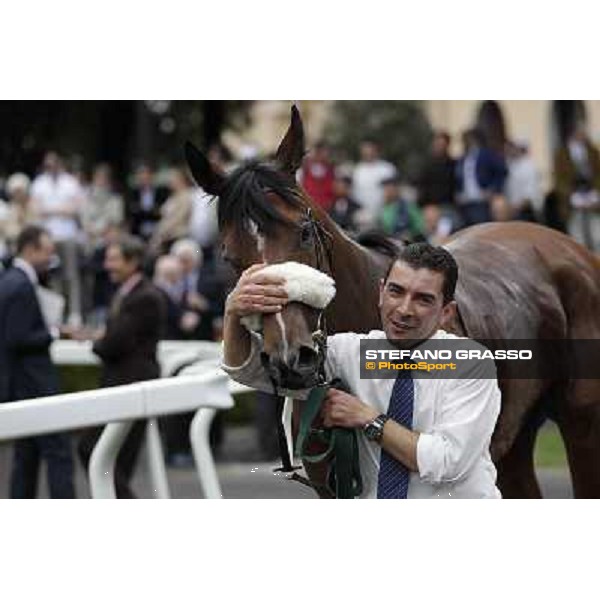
359 339 599 380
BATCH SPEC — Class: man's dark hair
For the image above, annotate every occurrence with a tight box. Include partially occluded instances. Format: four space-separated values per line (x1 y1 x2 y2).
16 225 50 255
383 243 458 305
110 234 146 270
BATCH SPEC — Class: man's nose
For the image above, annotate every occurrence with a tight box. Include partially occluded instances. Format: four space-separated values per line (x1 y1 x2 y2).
396 295 415 316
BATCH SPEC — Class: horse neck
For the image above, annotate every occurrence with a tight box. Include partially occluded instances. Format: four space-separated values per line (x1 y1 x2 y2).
313 206 384 334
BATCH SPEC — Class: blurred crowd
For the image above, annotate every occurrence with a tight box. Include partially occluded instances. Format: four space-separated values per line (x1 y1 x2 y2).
303 125 599 253
0 149 230 334
1 125 599 337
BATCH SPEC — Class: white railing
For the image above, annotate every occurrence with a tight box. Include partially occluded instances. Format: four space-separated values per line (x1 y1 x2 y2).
1 340 252 499
50 339 224 376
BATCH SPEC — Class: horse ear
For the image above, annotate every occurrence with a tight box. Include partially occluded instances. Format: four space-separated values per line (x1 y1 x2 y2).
184 141 225 196
274 104 305 175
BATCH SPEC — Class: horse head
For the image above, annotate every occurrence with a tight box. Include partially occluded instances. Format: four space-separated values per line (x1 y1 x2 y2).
185 106 335 389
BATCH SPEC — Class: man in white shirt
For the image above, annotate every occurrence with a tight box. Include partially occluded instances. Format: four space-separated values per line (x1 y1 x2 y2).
352 140 397 230
30 151 84 326
505 139 542 221
222 243 502 499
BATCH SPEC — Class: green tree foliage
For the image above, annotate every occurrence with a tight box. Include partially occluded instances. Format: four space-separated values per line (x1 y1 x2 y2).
323 101 432 182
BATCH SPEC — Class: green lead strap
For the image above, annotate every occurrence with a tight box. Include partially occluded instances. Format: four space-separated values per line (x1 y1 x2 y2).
296 384 363 499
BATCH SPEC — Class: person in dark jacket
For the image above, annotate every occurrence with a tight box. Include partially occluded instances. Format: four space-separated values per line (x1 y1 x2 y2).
126 164 169 240
455 128 508 226
418 131 457 207
0 225 75 498
77 234 166 498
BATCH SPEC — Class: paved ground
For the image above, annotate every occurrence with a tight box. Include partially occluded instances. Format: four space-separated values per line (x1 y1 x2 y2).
0 426 572 499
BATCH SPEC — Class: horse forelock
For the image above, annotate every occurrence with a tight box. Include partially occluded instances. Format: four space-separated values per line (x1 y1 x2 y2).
217 160 305 236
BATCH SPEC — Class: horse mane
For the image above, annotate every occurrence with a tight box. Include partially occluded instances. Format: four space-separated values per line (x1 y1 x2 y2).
355 230 405 257
216 160 403 265
217 160 304 233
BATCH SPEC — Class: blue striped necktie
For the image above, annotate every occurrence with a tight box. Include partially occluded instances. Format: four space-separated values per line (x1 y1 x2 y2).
377 372 414 499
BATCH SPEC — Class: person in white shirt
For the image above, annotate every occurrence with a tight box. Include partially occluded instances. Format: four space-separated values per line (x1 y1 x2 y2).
352 140 397 230
504 139 542 221
222 243 502 499
30 151 85 326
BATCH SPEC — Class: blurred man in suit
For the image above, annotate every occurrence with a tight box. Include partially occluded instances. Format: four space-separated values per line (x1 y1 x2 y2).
77 234 166 498
127 163 169 240
0 225 75 498
456 128 507 226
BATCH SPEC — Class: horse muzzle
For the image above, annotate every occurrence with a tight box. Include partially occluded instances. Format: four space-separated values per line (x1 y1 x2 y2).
261 345 322 390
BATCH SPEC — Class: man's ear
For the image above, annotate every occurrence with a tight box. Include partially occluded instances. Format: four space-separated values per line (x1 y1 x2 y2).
440 300 458 330
184 141 225 196
378 278 385 310
274 104 305 175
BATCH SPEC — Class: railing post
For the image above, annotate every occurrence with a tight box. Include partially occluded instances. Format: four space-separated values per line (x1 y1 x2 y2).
190 408 222 499
89 421 134 499
145 418 171 499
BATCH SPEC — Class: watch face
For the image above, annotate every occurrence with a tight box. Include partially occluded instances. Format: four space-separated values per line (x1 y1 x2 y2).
364 423 380 441
364 415 387 441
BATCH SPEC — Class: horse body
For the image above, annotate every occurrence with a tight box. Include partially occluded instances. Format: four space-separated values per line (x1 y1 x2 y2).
186 107 600 498
445 222 600 497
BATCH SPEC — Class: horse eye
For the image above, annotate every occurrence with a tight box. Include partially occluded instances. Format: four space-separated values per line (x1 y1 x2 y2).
223 255 243 272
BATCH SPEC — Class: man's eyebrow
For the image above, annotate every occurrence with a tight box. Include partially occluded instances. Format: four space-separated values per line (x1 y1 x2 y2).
387 281 437 301
416 291 437 302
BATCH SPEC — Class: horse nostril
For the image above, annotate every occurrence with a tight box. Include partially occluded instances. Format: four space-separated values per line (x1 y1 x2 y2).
296 345 318 369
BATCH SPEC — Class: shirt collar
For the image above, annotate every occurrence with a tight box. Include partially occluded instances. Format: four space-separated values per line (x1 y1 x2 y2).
13 257 39 286
118 272 143 297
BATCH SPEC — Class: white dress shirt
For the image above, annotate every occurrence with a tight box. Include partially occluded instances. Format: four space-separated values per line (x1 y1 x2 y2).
462 150 484 203
351 160 397 216
30 172 83 241
505 155 542 213
189 189 219 248
223 329 502 499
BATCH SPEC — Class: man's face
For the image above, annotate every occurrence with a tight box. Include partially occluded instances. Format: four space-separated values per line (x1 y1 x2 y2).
176 252 197 275
29 233 55 274
378 260 455 345
104 244 137 284
432 135 449 157
360 142 378 162
382 182 399 203
136 166 153 188
43 152 61 175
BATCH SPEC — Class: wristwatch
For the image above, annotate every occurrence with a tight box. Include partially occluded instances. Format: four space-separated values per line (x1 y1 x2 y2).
363 414 389 443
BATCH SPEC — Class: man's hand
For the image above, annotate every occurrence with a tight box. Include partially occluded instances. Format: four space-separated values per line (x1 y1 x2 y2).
322 388 378 429
187 291 209 312
180 311 200 332
225 263 289 317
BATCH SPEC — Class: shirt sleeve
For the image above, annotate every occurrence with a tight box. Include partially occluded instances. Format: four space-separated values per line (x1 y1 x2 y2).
221 333 310 400
416 360 501 484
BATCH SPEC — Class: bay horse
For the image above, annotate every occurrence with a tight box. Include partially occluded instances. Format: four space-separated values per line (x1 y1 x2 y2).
185 106 600 498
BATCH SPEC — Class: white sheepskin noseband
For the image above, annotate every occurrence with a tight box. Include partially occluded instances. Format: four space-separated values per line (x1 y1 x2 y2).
241 262 336 332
